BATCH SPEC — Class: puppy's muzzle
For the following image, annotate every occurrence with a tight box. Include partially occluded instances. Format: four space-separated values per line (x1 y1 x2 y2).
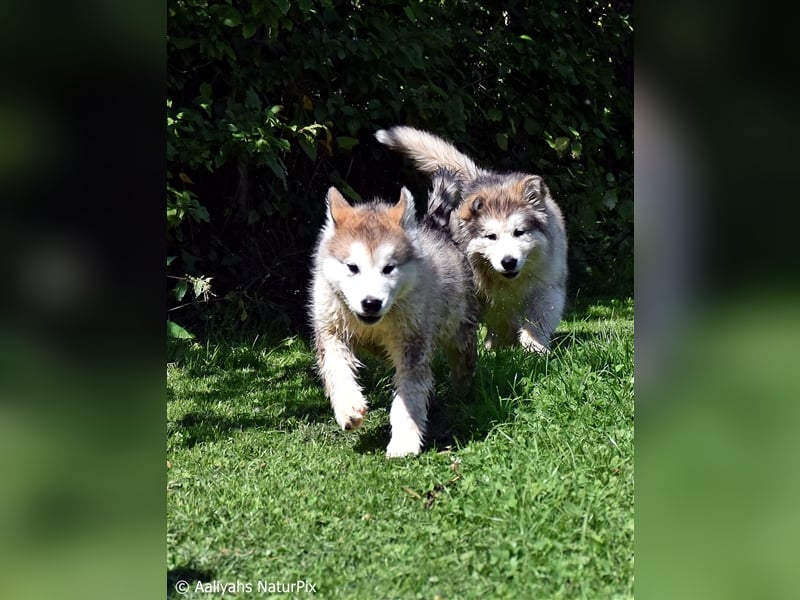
358 297 383 324
500 256 520 278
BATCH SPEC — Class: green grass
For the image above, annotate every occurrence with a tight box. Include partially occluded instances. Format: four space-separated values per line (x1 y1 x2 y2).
167 298 634 599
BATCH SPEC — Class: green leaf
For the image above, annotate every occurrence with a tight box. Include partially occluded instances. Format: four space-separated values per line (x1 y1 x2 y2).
547 136 570 156
169 37 196 50
403 6 416 22
524 117 540 134
251 0 268 17
167 320 193 339
221 41 236 61
174 280 188 301
199 83 212 99
188 204 210 223
486 107 503 122
519 34 533 42
429 83 447 98
495 133 508 151
191 276 211 298
336 136 359 150
242 21 258 39
245 89 260 109
218 6 242 27
264 154 287 187
603 189 618 210
166 256 177 266
298 134 317 161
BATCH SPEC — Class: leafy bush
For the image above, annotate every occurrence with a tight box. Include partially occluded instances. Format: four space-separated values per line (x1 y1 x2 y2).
167 0 632 332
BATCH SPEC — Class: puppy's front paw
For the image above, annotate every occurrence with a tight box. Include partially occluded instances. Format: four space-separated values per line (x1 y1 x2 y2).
519 330 550 354
385 432 422 458
333 397 368 431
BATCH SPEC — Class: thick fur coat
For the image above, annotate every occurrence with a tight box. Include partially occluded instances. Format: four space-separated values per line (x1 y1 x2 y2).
376 126 568 352
309 184 476 457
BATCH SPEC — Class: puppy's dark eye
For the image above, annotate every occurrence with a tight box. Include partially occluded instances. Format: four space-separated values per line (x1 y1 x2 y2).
347 263 359 274
513 229 527 237
382 264 395 275
485 233 497 241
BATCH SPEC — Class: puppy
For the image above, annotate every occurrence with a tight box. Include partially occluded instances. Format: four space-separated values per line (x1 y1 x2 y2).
308 182 476 456
376 126 568 352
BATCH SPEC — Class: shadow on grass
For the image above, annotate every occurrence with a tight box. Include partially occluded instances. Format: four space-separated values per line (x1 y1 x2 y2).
428 295 634 450
171 407 326 448
348 357 539 456
431 354 539 450
167 565 215 598
564 295 634 320
169 367 332 449
168 295 632 452
168 344 402 449
549 329 609 353
168 346 331 448
352 425 392 455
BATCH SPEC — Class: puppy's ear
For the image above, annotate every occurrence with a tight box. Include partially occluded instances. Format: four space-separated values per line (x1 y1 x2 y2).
453 194 483 223
522 175 549 205
326 186 351 226
391 187 417 230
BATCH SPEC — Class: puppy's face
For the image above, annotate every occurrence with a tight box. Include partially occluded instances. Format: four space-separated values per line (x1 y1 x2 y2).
320 187 419 324
323 239 418 324
465 212 543 278
454 176 551 279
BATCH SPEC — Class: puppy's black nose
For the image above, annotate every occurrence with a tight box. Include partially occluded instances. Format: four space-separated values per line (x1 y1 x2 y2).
361 297 383 315
501 256 518 271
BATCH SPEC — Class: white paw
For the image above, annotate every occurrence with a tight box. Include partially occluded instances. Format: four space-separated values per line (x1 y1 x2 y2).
519 329 550 354
385 432 422 458
521 339 549 354
333 396 368 431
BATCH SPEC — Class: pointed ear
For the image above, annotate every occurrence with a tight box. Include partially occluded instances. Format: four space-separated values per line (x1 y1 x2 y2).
390 187 417 230
326 187 351 226
522 175 549 205
470 196 484 214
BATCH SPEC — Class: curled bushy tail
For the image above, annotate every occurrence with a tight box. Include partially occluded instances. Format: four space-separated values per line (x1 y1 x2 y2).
422 167 461 232
375 126 487 183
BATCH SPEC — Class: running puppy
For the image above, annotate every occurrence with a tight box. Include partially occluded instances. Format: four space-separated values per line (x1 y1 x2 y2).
376 126 568 353
309 180 477 457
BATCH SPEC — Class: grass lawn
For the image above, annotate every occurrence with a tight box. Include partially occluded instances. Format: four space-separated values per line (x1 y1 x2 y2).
167 297 634 599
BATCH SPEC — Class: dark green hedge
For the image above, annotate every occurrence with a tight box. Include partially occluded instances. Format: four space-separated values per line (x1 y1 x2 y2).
167 0 632 331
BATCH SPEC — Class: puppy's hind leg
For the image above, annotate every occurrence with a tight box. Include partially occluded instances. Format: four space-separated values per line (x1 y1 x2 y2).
446 318 477 397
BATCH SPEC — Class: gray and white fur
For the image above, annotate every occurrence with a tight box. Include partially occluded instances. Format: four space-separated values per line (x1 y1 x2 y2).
376 125 568 352
309 184 477 457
